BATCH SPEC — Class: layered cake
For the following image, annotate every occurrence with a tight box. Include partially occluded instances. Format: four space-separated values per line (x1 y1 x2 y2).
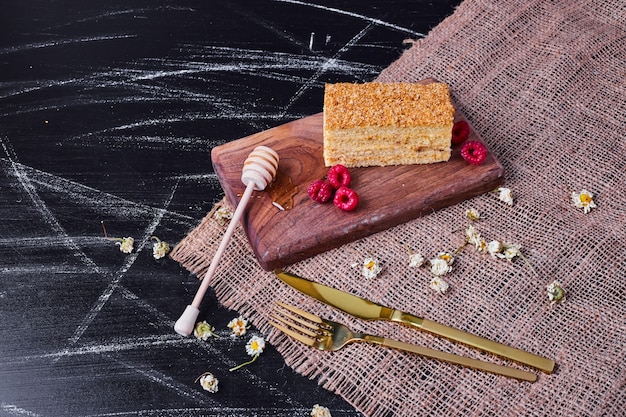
323 82 455 168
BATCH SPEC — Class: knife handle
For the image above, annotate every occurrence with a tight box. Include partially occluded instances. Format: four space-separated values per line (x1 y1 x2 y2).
389 311 555 373
371 336 537 382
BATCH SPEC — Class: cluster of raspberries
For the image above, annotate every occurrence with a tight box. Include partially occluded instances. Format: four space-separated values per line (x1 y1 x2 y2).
307 164 359 211
452 120 488 165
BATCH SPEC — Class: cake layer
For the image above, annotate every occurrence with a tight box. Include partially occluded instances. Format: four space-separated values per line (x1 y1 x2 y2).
323 82 454 167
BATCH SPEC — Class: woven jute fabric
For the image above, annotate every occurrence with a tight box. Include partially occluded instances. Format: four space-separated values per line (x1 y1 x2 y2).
171 0 626 415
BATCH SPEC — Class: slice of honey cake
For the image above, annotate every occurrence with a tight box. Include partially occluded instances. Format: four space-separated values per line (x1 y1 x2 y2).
323 82 455 168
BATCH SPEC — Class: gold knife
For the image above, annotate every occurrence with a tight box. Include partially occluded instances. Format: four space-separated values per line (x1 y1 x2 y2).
274 269 555 373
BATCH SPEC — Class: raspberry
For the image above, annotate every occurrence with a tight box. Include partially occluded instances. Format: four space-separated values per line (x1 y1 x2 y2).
327 164 351 189
333 186 359 211
307 179 333 203
451 120 470 145
460 141 488 165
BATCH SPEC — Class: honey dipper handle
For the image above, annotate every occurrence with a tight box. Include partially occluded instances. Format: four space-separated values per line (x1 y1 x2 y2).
174 182 255 336
174 146 278 336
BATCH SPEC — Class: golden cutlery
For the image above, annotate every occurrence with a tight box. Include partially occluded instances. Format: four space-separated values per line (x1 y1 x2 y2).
270 301 537 382
274 269 554 373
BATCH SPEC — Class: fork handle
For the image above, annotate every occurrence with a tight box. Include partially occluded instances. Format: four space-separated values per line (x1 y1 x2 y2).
367 336 537 382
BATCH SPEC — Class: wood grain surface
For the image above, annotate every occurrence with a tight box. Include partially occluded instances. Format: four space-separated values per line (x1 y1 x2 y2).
212 84 504 270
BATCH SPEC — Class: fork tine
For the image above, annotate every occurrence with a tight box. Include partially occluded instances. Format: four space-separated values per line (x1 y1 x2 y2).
275 301 323 323
270 313 318 338
268 320 317 347
273 309 319 331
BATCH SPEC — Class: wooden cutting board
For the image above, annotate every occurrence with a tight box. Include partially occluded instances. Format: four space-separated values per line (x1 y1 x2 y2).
211 85 504 271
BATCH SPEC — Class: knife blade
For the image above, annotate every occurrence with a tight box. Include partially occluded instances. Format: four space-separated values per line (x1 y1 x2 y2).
275 269 555 373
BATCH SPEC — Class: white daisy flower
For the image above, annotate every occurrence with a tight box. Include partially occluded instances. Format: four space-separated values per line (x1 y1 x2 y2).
362 257 382 279
311 404 333 417
496 187 514 206
501 243 521 261
429 276 450 294
227 316 249 337
197 372 219 393
151 236 170 259
547 281 566 305
117 237 134 254
571 189 596 214
194 321 219 340
214 206 234 225
430 258 452 276
245 335 266 357
487 240 503 257
408 253 425 268
466 208 481 221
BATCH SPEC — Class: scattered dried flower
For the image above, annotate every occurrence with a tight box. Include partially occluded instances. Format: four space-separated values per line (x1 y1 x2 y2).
408 252 425 268
362 257 382 279
311 404 332 417
151 236 170 259
429 258 452 276
487 240 503 257
437 251 455 265
214 206 233 225
195 372 219 393
228 316 249 337
501 243 521 261
229 335 266 372
429 276 450 294
547 281 566 305
101 222 134 254
194 321 219 340
466 208 481 221
571 189 596 214
465 225 487 252
117 237 135 254
496 187 514 206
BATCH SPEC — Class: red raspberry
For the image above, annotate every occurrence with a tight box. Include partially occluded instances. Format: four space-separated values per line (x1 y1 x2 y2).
307 179 333 203
451 120 470 145
460 141 488 165
327 164 351 189
333 186 359 211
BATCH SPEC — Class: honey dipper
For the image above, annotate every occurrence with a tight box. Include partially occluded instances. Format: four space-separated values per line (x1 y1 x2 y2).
174 146 279 336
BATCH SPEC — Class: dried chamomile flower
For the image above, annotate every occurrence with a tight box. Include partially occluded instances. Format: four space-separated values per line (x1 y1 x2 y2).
495 187 514 206
488 241 521 261
101 222 134 253
437 251 455 265
311 404 332 417
229 335 266 372
195 372 219 393
547 281 566 305
408 252 425 268
194 321 219 340
429 276 450 295
117 237 135 254
228 316 249 337
487 240 503 257
362 257 382 279
429 258 452 276
466 225 487 252
571 189 596 214
466 208 481 221
214 206 233 225
151 236 170 259
501 243 521 261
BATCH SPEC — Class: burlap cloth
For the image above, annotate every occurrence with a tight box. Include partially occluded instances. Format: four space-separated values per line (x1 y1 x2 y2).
171 1 626 415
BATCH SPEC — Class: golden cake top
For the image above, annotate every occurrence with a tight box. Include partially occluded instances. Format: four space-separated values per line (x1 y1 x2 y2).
323 82 454 129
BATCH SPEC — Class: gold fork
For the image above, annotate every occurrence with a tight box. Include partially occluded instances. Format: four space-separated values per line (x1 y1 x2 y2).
270 302 537 382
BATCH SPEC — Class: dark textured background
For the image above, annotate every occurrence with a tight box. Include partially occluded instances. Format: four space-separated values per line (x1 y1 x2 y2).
0 1 460 415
